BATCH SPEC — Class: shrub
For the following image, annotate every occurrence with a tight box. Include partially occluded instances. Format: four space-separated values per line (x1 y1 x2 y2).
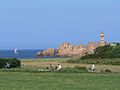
105 69 112 73
67 58 120 65
81 44 120 59
0 58 21 68
74 66 87 71
57 66 88 73
81 54 115 59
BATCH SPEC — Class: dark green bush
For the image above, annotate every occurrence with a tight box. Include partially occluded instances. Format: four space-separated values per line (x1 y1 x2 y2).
67 58 120 65
56 66 88 73
105 69 112 73
0 58 21 68
81 54 115 59
74 66 87 70
81 44 120 59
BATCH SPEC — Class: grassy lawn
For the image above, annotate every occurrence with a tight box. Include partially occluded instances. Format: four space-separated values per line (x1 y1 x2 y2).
0 72 120 90
0 58 120 90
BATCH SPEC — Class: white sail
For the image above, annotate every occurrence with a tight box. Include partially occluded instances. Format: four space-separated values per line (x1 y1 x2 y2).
14 48 19 54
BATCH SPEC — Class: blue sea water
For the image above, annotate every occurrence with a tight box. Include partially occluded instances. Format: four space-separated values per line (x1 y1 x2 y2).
0 49 44 59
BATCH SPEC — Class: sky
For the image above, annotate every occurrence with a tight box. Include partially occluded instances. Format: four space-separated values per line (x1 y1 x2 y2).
0 0 120 50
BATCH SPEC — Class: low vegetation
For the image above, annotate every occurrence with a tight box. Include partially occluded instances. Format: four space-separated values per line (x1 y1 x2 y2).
81 43 120 59
0 58 120 90
0 58 21 68
67 44 120 65
59 66 88 73
0 66 88 74
67 58 120 65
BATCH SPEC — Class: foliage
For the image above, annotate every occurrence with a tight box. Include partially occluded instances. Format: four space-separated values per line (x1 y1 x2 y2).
81 54 114 59
57 66 88 73
67 58 120 65
112 45 120 58
100 69 112 73
0 66 88 73
81 43 120 59
0 58 21 68
105 69 112 73
94 45 113 55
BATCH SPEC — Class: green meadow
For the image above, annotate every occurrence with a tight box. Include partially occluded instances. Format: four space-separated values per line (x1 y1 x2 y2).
0 72 120 90
0 58 120 90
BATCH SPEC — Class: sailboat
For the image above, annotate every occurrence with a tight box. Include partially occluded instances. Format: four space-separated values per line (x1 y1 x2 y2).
14 48 19 54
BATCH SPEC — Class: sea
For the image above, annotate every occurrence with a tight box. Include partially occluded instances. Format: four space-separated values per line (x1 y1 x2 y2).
0 49 55 59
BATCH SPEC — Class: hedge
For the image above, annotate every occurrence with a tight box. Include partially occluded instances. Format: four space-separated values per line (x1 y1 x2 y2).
0 58 21 68
67 58 120 65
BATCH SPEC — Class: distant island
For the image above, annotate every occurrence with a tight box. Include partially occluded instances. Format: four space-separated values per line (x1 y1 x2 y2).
36 32 119 58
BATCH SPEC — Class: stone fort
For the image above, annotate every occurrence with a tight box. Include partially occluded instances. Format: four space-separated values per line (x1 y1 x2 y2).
57 32 107 57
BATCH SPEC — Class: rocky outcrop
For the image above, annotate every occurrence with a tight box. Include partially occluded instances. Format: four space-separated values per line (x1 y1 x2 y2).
87 42 99 54
36 48 55 56
36 42 106 57
58 42 88 57
57 32 107 57
37 32 107 57
46 48 55 56
57 41 107 57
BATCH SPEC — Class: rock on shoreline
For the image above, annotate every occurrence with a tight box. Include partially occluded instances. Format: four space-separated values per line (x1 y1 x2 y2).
36 48 55 56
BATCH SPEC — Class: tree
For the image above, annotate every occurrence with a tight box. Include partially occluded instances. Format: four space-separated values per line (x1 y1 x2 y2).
112 45 120 58
94 45 113 55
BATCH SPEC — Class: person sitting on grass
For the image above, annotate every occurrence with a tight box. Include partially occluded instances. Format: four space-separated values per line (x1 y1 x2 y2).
55 66 57 70
57 64 62 70
46 63 53 71
88 64 96 72
91 64 96 72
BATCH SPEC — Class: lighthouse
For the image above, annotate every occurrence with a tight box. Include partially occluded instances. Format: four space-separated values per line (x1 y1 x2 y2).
100 32 105 46
100 32 104 42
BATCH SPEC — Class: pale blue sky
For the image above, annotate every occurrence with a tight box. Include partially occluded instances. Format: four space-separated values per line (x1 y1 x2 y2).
0 0 119 49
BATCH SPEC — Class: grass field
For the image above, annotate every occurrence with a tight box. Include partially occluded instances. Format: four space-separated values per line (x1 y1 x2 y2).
0 72 120 90
0 58 120 90
21 58 120 73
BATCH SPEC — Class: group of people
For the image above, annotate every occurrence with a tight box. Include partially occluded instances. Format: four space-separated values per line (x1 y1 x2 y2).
46 63 96 72
47 63 62 71
4 60 96 72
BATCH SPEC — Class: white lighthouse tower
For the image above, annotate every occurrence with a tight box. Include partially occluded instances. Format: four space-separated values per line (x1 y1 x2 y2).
100 32 105 46
100 32 104 42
